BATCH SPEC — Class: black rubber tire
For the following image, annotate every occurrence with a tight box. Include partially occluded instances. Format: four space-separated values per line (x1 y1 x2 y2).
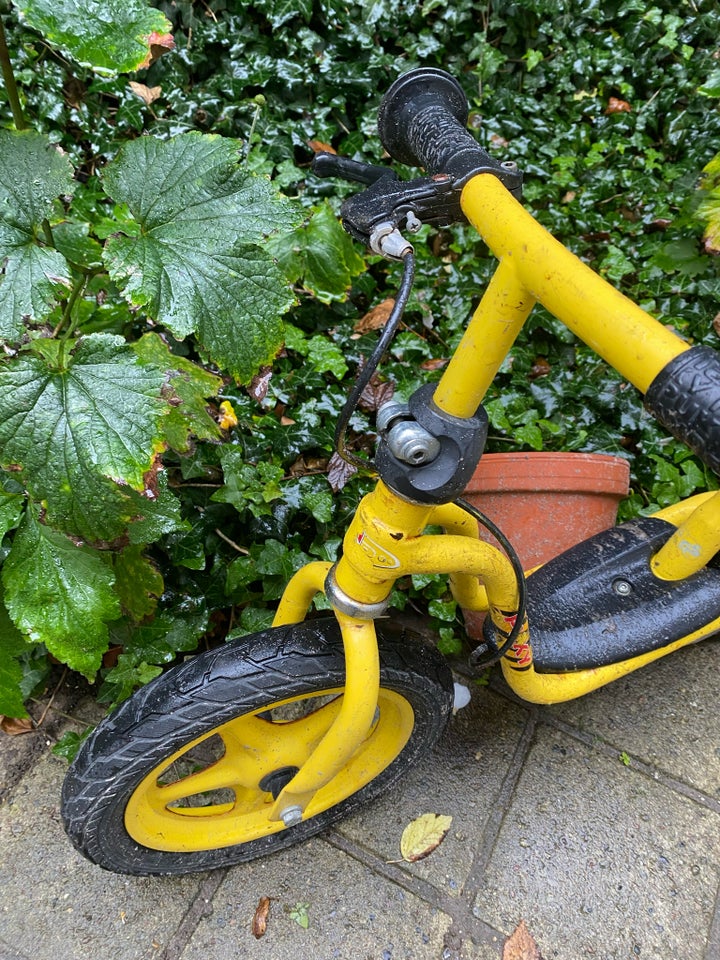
61 617 454 876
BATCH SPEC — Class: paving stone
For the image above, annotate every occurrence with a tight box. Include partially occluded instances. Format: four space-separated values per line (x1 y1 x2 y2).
550 639 720 796
0 753 201 960
337 687 528 897
476 724 720 960
179 837 452 960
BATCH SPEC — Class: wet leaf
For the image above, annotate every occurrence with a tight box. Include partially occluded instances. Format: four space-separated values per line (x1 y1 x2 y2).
103 133 298 383
248 367 273 404
358 373 394 412
400 813 453 862
327 452 357 492
252 896 271 939
503 920 544 960
15 0 173 76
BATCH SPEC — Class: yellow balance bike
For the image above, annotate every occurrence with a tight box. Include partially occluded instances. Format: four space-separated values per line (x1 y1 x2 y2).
61 69 720 876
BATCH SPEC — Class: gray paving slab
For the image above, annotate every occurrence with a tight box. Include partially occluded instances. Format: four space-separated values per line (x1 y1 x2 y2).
476 723 720 960
0 751 201 960
337 687 528 897
178 836 452 960
550 639 720 796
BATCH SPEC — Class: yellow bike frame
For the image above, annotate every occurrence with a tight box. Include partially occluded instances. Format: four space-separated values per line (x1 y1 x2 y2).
265 170 720 823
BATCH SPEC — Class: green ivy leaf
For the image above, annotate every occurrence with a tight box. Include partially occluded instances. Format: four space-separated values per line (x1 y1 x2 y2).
212 449 284 514
2 508 119 679
269 203 366 304
15 0 173 76
236 0 313 29
0 129 75 342
0 334 168 541
102 133 298 382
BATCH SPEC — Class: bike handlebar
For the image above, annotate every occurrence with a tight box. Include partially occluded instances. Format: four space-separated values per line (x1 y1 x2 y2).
377 68 522 195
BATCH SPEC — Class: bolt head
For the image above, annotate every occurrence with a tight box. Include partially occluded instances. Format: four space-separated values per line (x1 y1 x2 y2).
280 804 303 827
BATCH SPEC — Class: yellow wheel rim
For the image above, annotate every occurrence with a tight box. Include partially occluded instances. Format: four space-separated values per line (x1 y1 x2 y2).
125 687 415 852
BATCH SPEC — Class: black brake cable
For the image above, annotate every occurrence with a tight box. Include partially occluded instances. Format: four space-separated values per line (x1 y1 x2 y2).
455 497 528 669
334 248 416 470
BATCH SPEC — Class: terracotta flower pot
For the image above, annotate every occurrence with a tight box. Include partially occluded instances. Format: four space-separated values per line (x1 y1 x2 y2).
460 451 631 639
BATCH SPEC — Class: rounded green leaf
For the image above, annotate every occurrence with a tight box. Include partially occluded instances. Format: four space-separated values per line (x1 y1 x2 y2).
2 509 119 679
15 0 173 76
102 133 298 382
0 334 168 540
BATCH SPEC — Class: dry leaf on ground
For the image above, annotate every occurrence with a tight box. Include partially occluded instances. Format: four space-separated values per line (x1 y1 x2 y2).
503 919 544 960
1 716 33 735
400 813 452 862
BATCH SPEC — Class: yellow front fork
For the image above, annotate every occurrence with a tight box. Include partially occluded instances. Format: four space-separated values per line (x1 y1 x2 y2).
268 481 524 821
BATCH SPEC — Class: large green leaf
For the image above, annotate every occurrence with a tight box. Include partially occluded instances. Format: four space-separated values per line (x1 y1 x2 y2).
2 508 119 678
14 0 173 76
269 203 366 304
0 593 31 718
0 130 75 342
102 133 298 382
0 334 168 541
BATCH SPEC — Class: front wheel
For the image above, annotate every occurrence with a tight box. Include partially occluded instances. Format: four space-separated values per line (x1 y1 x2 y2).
61 617 454 875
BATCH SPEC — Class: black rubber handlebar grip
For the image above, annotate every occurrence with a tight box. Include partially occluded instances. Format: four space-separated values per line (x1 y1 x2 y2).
377 68 516 188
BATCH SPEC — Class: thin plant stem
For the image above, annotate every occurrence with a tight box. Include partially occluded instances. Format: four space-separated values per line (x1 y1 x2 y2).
0 14 26 130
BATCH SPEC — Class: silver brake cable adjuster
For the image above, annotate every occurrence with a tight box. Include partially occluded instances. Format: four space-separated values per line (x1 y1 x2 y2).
369 221 414 260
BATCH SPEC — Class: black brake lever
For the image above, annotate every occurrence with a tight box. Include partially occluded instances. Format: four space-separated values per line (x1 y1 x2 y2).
312 152 398 186
313 151 464 256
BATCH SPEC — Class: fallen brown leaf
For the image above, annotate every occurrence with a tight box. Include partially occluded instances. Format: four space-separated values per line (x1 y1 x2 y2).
528 357 551 380
252 896 271 939
503 920 544 960
129 81 163 105
308 139 336 155
605 96 632 114
354 298 395 334
248 366 272 404
1 716 33 736
713 312 720 338
419 358 449 371
358 373 394 412
400 813 452 862
327 451 357 492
